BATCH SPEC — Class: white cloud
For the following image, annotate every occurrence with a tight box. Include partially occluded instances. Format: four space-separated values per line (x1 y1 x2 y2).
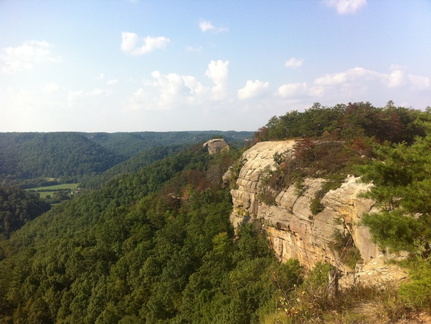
324 0 367 14
121 32 170 56
313 67 382 86
302 66 431 104
128 60 231 111
278 82 307 98
311 66 430 93
121 32 139 52
152 71 198 106
387 68 406 88
129 71 207 111
205 60 229 100
386 66 430 90
408 74 430 90
309 67 384 99
238 80 269 99
285 57 304 68
129 88 149 111
0 41 61 74
199 20 228 33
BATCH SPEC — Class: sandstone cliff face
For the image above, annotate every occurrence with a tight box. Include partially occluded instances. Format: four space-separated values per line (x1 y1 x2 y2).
203 138 230 155
230 140 382 273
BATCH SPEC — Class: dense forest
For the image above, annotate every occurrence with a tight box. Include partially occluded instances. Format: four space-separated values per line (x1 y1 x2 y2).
255 101 426 144
0 186 51 239
0 146 284 323
0 131 252 186
1 102 431 322
84 131 253 159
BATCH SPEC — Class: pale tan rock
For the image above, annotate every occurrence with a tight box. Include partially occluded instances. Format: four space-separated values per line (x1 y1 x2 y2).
339 256 409 288
230 140 384 275
203 138 230 155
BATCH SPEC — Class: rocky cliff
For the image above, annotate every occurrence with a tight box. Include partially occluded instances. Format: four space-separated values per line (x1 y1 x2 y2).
229 140 404 282
203 138 230 155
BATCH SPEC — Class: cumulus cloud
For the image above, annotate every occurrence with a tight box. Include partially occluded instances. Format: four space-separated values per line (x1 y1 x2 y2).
408 74 430 90
285 57 304 68
0 41 61 74
304 66 430 102
278 82 307 98
312 66 430 93
128 60 231 110
238 80 269 99
205 60 229 100
308 67 385 98
121 32 170 56
199 20 228 33
324 0 367 15
386 66 430 90
151 71 205 106
387 68 406 88
275 65 431 105
313 67 382 87
129 71 207 111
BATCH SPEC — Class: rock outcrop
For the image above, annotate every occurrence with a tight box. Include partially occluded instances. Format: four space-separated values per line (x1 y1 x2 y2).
229 140 385 275
203 138 230 155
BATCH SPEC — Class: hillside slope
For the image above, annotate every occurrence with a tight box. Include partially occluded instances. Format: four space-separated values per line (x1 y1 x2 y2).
0 133 124 182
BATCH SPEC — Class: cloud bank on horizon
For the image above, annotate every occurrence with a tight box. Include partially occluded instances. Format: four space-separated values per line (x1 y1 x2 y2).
0 0 430 132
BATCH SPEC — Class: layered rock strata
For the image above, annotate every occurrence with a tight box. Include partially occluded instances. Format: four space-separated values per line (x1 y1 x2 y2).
229 140 383 273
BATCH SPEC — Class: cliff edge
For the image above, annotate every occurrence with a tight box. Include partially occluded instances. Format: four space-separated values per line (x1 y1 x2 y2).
229 140 408 284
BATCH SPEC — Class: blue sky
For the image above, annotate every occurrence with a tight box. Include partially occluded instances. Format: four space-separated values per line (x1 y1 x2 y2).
1 0 430 132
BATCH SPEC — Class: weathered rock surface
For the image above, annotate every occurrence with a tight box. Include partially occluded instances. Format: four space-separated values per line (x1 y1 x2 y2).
339 256 409 288
203 138 230 155
229 140 386 275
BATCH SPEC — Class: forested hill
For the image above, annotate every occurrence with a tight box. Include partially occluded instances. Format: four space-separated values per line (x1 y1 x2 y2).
84 131 253 158
0 186 51 239
0 132 124 182
0 144 285 323
0 131 253 185
79 145 188 189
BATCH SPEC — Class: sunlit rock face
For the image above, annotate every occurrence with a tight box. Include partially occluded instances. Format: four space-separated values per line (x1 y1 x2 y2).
229 140 381 272
203 138 230 155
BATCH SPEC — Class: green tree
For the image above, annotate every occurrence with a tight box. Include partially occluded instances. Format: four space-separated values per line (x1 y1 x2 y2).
358 127 431 254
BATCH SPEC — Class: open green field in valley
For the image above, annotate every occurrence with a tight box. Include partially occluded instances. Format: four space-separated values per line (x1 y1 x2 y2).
26 183 80 198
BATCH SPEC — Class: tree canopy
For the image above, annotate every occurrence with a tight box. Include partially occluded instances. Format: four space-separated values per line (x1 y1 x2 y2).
358 124 431 255
255 101 425 144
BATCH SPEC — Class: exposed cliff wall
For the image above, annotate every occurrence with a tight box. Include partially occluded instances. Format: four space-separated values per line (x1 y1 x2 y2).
229 140 383 274
203 138 230 155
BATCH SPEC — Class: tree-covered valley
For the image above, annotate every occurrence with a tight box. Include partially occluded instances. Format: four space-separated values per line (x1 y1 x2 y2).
1 102 431 323
0 131 252 186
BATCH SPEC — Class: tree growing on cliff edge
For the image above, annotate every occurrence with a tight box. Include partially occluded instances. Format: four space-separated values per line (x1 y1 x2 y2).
358 122 431 255
255 101 426 143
